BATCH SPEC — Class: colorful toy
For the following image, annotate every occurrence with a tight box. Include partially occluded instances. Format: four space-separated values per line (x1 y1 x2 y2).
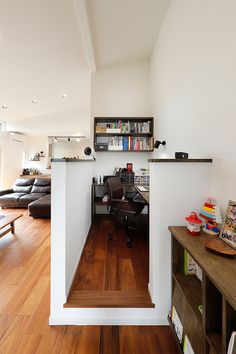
199 198 222 236
185 212 203 235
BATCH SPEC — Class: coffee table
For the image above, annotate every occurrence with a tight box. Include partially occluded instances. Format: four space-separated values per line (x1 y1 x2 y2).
0 214 22 238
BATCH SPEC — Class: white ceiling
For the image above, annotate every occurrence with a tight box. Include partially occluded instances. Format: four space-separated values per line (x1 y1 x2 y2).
86 0 171 68
0 0 170 133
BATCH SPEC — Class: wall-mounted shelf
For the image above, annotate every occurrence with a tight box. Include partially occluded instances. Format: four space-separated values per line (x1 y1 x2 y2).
29 152 45 161
94 117 154 152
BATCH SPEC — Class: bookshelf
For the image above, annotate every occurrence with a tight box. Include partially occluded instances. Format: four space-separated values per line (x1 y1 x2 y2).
94 117 154 152
169 226 236 354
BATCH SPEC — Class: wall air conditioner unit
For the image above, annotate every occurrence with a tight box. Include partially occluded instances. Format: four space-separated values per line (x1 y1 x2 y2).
7 131 27 144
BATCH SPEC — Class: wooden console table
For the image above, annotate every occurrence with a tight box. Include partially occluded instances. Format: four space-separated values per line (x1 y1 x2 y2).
0 214 22 238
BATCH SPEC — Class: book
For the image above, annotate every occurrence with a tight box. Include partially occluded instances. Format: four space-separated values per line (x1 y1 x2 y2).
228 332 236 354
196 264 202 282
171 306 183 343
184 250 196 275
183 335 195 354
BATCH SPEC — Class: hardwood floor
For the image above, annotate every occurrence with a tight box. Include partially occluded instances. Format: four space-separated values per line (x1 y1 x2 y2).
0 209 178 353
66 216 154 307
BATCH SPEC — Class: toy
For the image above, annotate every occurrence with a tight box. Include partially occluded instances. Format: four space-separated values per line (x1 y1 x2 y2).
185 211 203 235
199 198 222 236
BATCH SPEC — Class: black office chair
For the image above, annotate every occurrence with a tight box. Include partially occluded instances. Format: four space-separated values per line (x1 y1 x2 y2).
106 176 146 247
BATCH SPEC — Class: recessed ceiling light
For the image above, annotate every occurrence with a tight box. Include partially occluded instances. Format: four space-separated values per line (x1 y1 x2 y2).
62 94 68 98
32 99 38 104
2 105 7 109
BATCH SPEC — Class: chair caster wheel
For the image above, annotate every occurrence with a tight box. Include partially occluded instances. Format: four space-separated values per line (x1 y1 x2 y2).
108 233 112 240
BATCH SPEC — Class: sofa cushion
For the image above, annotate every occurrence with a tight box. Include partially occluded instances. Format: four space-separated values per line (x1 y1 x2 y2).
13 185 33 193
0 193 26 205
34 178 51 186
13 178 35 193
19 193 46 206
14 178 35 186
28 195 51 218
32 185 51 194
32 178 51 194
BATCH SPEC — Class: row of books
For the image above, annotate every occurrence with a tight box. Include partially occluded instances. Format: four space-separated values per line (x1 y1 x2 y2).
106 136 153 151
95 121 151 134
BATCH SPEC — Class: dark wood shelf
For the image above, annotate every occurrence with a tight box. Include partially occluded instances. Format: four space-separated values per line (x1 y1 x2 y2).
94 149 153 152
95 132 153 137
206 333 222 354
173 272 202 324
148 159 213 163
94 117 154 153
170 226 236 354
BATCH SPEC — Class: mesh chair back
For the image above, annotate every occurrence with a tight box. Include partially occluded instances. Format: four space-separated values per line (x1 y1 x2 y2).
106 177 123 200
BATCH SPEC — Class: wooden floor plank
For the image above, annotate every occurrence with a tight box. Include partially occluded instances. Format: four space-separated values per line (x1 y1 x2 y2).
99 326 120 354
0 209 178 354
64 290 155 308
67 215 153 307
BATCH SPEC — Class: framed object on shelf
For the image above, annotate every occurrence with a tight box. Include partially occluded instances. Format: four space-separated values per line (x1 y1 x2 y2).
220 200 236 249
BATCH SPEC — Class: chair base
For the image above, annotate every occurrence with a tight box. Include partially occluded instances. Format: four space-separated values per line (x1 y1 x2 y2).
108 215 135 248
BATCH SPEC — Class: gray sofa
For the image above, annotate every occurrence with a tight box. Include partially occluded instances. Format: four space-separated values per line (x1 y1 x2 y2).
0 177 51 218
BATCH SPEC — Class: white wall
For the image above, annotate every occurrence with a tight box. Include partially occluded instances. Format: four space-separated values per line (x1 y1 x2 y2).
50 161 94 319
52 138 91 159
150 0 236 209
149 161 212 319
91 60 153 175
0 133 25 188
24 135 49 175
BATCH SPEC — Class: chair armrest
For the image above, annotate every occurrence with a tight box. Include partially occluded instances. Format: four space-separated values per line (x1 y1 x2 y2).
0 189 13 196
110 198 129 203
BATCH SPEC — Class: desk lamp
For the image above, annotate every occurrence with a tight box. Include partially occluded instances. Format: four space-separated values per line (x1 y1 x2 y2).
154 140 166 149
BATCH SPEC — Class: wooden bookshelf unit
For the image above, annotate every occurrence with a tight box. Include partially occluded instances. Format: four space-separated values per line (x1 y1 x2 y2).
94 117 154 152
169 226 236 354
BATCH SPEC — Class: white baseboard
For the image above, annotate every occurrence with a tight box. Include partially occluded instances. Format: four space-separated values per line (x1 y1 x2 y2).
49 316 168 326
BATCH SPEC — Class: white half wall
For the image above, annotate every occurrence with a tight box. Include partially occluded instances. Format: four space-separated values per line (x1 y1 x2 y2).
150 0 236 210
50 161 94 318
50 159 212 325
149 161 212 319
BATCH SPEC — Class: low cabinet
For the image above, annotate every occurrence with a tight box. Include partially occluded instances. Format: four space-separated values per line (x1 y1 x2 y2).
169 226 236 354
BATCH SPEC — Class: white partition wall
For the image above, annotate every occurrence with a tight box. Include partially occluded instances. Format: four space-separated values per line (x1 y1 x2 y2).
149 160 212 320
50 160 94 322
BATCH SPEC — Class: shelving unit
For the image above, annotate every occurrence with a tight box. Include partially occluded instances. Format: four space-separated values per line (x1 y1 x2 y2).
94 117 154 152
169 226 236 354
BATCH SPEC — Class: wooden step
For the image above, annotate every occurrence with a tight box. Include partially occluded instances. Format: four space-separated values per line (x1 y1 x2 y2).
64 290 155 308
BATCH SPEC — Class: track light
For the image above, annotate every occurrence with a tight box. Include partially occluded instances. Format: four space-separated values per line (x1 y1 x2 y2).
154 140 166 149
54 137 58 142
68 137 71 142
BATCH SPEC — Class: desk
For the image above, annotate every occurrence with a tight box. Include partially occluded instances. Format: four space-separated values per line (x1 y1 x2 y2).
134 186 149 204
91 183 149 223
